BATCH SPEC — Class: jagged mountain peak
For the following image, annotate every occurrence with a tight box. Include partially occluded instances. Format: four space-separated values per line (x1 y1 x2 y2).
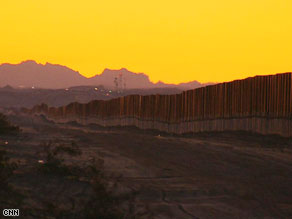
0 60 211 90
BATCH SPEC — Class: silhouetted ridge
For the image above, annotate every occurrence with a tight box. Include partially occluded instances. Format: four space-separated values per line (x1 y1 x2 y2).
0 61 210 89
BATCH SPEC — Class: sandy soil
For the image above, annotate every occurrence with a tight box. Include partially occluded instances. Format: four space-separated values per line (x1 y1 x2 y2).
1 114 292 218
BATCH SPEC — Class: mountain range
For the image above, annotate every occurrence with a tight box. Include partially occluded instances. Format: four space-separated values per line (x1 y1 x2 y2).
0 60 212 90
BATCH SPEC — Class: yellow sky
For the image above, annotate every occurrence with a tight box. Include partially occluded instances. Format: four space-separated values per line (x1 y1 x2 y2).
0 0 291 84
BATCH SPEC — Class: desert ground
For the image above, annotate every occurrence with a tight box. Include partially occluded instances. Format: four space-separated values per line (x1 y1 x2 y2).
1 113 292 218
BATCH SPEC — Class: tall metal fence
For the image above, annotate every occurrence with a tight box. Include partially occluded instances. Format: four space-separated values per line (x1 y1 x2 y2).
29 73 292 136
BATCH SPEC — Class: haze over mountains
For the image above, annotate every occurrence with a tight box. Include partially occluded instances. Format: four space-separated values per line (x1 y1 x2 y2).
0 60 212 90
0 85 182 108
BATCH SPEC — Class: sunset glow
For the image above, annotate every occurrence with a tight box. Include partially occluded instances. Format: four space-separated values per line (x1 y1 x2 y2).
1 0 291 83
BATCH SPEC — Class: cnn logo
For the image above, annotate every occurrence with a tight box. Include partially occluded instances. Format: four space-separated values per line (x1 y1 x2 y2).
3 209 19 217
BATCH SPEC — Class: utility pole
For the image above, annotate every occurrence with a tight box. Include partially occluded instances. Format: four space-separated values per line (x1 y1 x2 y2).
114 77 118 91
119 73 123 93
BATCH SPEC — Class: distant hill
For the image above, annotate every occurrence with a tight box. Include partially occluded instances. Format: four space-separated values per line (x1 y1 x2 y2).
0 61 87 89
0 60 212 90
0 85 182 108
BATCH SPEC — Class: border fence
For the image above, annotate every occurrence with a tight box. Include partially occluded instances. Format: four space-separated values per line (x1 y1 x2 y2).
28 73 292 137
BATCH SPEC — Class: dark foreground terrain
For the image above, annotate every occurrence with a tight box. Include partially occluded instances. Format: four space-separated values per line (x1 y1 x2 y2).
1 114 292 218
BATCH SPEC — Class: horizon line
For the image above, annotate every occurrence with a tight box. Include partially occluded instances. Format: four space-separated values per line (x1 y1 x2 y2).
1 60 290 86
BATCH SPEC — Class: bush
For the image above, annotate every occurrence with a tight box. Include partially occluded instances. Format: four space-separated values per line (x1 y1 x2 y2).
0 148 23 208
0 149 17 188
37 141 82 176
0 113 19 135
36 142 137 218
80 158 125 219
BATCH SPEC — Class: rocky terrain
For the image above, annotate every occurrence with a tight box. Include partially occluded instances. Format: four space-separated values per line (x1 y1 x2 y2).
1 113 291 218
